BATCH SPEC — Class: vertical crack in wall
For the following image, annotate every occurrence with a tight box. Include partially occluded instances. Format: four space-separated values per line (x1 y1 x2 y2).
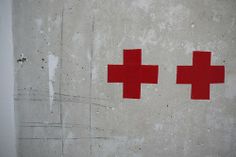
89 13 95 156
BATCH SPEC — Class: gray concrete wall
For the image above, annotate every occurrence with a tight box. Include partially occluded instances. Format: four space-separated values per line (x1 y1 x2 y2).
0 0 17 157
13 0 236 157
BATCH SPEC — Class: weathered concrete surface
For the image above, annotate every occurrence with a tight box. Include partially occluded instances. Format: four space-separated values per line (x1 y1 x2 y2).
13 0 236 157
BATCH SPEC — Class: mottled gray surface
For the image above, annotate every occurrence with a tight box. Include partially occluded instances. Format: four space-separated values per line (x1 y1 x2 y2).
13 0 236 157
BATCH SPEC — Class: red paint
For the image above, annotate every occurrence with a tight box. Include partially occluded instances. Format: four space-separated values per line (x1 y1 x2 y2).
177 51 225 100
108 49 158 99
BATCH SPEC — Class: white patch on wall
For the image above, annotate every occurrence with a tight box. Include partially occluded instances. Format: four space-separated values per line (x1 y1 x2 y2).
154 123 163 131
35 18 42 30
87 51 92 62
92 64 98 82
72 32 80 42
132 0 153 12
48 52 58 113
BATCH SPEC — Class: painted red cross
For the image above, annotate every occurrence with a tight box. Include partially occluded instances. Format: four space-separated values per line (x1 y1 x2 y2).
108 49 158 99
177 51 225 100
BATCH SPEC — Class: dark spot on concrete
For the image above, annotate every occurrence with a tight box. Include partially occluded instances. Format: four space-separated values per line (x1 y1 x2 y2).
42 58 45 61
17 57 27 63
167 104 168 108
223 60 226 63
41 66 44 69
139 147 142 150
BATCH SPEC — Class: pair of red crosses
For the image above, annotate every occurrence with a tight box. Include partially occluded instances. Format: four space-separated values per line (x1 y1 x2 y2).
107 49 225 100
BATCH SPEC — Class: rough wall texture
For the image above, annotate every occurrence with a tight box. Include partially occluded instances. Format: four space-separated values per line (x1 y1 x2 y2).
13 0 236 157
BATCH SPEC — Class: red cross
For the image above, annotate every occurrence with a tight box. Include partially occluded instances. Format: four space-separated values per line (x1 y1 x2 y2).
177 51 225 100
108 49 158 99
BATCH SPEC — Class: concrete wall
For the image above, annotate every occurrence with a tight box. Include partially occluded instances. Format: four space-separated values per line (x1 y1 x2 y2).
13 0 236 157
0 0 17 157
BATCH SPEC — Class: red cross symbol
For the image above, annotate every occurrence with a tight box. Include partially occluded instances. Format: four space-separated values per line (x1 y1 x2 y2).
107 49 158 99
177 51 225 100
